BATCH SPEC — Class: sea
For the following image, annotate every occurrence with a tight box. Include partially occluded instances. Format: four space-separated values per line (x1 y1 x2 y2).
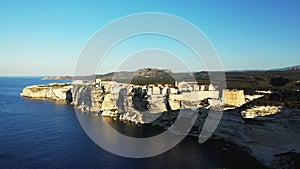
0 77 265 169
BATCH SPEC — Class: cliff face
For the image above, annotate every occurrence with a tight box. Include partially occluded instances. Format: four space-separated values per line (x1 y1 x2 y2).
72 85 104 112
20 83 73 102
192 107 300 168
71 85 168 124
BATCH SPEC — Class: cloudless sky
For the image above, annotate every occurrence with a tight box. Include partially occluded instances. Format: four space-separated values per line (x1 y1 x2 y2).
0 0 299 76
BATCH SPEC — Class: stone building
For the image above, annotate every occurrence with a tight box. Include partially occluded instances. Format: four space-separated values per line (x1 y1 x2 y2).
95 78 102 87
181 90 220 101
152 86 161 95
199 84 216 91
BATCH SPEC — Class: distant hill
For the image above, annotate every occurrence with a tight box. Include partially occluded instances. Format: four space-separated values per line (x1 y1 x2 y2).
42 76 72 80
95 68 176 85
269 65 300 71
228 65 300 72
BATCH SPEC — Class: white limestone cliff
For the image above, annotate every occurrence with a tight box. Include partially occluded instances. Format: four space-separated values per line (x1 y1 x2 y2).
20 83 300 168
20 83 73 101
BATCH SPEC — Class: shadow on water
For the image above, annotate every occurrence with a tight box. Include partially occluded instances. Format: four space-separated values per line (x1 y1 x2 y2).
66 89 73 103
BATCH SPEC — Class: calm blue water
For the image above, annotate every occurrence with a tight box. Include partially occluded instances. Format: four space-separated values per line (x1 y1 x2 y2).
0 77 265 169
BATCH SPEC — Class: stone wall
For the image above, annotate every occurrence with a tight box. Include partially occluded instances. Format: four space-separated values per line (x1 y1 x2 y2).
222 89 245 107
181 91 219 101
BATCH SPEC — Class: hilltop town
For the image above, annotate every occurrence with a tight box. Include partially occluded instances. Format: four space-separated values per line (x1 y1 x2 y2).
21 77 250 122
73 77 246 109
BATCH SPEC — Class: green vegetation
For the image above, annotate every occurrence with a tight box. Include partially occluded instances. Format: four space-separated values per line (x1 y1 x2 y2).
224 71 300 93
251 90 300 109
130 74 175 85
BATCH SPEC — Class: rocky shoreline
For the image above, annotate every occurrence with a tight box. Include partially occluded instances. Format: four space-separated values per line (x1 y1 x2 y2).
20 83 300 168
212 107 300 168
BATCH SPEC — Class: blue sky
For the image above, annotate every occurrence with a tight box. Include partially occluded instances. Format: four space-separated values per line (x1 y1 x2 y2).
0 0 299 76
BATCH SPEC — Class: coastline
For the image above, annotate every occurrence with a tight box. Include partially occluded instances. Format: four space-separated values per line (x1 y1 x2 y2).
20 82 300 168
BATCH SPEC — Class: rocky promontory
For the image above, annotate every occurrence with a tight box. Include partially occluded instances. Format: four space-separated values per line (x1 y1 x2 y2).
20 82 300 168
20 83 73 102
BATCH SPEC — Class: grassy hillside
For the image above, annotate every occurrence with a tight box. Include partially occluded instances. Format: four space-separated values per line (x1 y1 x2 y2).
224 70 300 93
95 69 300 94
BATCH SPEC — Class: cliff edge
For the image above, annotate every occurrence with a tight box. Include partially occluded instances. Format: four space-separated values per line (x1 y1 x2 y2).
20 83 73 102
20 83 300 168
